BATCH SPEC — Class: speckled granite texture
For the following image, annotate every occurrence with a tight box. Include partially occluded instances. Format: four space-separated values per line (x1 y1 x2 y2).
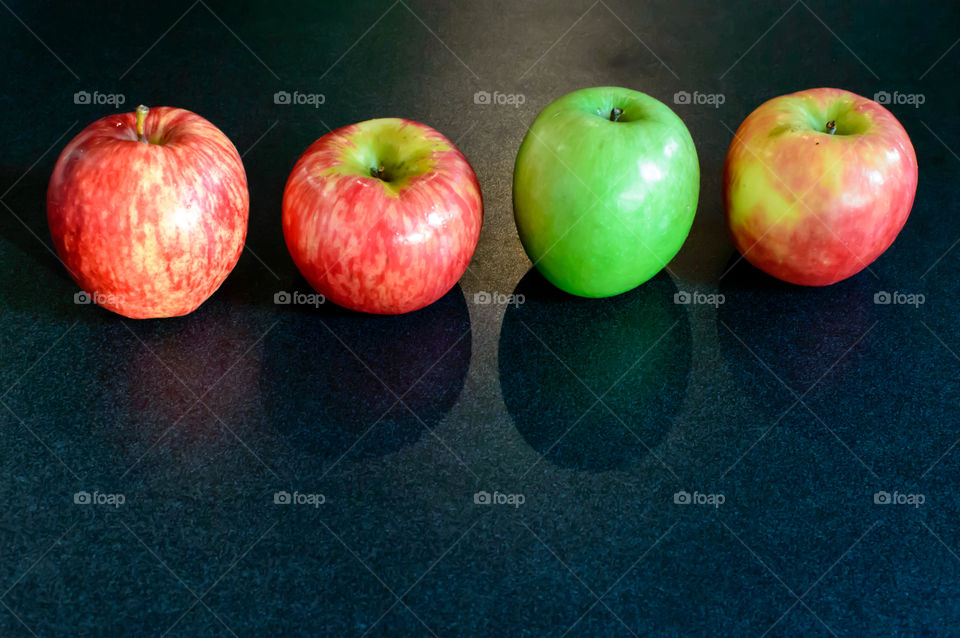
2 1 959 635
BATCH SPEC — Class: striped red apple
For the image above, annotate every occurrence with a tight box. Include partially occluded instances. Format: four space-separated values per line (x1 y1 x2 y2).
282 118 482 314
722 87 917 285
47 105 249 318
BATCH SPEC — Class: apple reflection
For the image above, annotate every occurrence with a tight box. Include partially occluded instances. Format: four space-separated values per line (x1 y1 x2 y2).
107 299 266 473
0 296 270 482
499 269 691 472
260 278 472 467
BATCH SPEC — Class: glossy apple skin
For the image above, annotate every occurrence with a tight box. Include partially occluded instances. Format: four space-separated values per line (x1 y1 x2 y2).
723 87 918 286
513 86 699 297
47 106 248 318
282 118 483 314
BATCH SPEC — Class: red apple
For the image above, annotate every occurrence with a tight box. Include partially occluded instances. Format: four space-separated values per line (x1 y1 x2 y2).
47 105 249 318
282 118 482 314
722 87 918 285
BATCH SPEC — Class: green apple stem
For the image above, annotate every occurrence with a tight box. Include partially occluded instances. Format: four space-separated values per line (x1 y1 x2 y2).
610 107 623 122
825 120 837 135
136 105 149 143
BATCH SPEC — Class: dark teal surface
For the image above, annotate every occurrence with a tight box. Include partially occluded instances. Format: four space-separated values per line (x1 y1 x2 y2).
2 1 960 636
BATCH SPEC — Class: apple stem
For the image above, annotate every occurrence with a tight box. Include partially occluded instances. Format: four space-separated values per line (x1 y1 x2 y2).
825 120 837 135
610 107 623 122
136 105 149 143
370 164 386 180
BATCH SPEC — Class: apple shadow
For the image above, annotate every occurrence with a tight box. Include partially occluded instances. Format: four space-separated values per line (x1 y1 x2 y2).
498 268 692 473
259 282 472 468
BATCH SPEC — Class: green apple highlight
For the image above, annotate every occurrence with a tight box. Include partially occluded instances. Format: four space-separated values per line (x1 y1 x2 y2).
513 87 699 297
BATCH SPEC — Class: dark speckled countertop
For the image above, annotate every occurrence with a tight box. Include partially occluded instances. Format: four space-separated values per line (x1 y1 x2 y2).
2 1 960 636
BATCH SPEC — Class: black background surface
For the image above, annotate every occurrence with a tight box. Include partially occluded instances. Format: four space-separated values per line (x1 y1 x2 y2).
2 1 960 635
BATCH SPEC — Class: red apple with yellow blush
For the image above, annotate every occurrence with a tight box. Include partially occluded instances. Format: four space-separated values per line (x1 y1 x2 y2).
723 87 917 285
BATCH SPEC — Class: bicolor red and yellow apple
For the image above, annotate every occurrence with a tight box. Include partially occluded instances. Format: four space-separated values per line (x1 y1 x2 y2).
723 87 918 286
282 118 482 314
47 105 249 318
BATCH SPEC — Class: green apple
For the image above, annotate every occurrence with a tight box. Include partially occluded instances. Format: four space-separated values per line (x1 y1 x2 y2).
513 86 699 297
